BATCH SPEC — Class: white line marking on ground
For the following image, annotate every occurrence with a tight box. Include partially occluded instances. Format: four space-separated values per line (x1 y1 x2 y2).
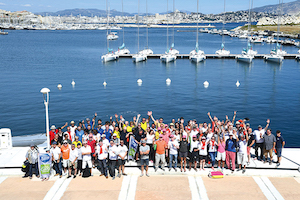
195 177 209 200
253 177 275 200
0 177 7 184
51 177 72 200
126 175 138 200
294 177 300 184
260 177 284 200
188 176 200 200
118 175 131 200
43 177 66 200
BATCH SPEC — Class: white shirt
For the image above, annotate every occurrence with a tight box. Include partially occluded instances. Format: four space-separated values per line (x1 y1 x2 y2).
81 145 92 161
238 140 247 154
82 134 89 143
109 145 118 160
198 140 208 155
254 129 265 143
206 132 213 140
174 134 180 143
168 140 179 155
208 140 217 152
117 145 128 159
96 144 108 160
51 146 61 160
190 140 199 152
146 133 155 144
70 126 77 141
102 138 110 147
201 127 208 133
69 148 78 162
190 130 199 138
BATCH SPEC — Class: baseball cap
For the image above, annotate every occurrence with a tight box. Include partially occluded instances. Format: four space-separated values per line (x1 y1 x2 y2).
169 134 174 138
258 125 262 128
201 136 206 140
159 135 163 138
170 123 174 126
52 141 57 145
229 133 233 136
163 129 166 132
101 134 106 137
113 133 117 137
192 135 197 138
141 140 146 144
236 121 240 125
182 135 187 139
158 127 162 130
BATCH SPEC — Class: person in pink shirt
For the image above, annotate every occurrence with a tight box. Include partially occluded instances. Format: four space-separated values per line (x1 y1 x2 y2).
217 132 226 171
162 129 170 144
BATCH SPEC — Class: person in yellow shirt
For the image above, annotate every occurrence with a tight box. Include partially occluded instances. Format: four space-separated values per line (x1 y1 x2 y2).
155 127 162 140
141 118 148 131
113 127 120 139
127 121 135 133
72 136 82 147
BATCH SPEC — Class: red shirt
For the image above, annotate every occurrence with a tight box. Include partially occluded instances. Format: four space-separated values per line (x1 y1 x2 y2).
87 140 96 153
49 129 58 143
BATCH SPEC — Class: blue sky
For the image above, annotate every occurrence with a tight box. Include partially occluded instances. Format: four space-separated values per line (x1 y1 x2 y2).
0 0 296 14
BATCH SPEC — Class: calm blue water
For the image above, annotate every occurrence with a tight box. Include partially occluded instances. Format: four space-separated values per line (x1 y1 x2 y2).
1 23 300 147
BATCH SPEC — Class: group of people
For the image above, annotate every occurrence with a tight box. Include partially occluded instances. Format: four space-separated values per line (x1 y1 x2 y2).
23 111 285 179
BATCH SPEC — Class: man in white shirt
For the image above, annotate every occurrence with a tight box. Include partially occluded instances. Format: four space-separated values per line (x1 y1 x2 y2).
117 140 128 177
253 119 270 160
190 126 199 138
168 135 179 171
189 135 199 171
237 134 249 173
81 141 92 176
50 141 62 177
108 140 119 180
101 134 110 147
69 144 78 178
69 121 77 142
96 140 108 178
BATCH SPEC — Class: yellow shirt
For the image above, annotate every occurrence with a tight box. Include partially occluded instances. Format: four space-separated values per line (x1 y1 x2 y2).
72 141 82 148
127 125 134 133
141 122 148 131
113 130 120 138
155 131 160 140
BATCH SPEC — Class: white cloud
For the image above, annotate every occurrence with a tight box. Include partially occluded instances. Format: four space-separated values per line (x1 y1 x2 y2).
22 4 31 7
0 2 6 5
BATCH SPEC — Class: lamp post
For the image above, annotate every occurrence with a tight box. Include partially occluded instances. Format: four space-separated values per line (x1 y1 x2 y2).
40 88 50 149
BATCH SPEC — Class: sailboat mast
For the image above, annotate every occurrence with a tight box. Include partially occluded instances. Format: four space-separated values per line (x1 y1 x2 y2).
173 0 175 45
277 0 281 44
247 0 251 44
196 0 199 45
167 0 169 50
146 0 149 49
106 0 109 50
222 0 226 45
137 0 140 52
122 0 124 44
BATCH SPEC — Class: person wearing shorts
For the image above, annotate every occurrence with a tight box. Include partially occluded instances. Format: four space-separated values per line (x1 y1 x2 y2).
237 134 248 174
275 130 285 168
117 140 128 178
189 135 199 171
139 140 150 177
217 133 226 171
247 128 255 165
69 144 78 178
108 140 119 180
61 140 71 176
199 137 208 171
81 141 92 175
179 135 189 172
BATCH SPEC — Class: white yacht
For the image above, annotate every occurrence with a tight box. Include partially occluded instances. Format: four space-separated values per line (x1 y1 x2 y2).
264 53 283 63
160 53 176 63
102 50 119 62
107 32 118 40
216 43 230 56
140 49 153 55
270 44 286 55
133 52 147 62
114 43 130 55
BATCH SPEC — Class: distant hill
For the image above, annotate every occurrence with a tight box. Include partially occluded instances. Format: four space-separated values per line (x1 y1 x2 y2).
252 0 300 15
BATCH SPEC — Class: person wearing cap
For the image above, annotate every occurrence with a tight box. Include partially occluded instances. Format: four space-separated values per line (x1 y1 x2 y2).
64 126 72 143
69 144 78 178
112 133 120 146
51 134 61 147
263 128 276 165
117 140 128 177
225 130 239 173
189 135 199 171
275 130 285 168
61 140 71 176
190 126 199 138
168 134 179 171
75 126 84 143
208 136 217 170
237 131 249 174
161 128 170 144
108 140 119 180
199 136 209 171
179 135 189 172
101 134 110 147
23 144 39 179
82 130 89 144
140 140 150 177
96 140 108 178
69 121 77 142
63 133 72 145
253 119 270 161
155 127 162 140
87 134 97 168
49 125 58 146
81 141 93 176
50 141 62 178
83 113 97 129
154 135 168 172
169 123 175 133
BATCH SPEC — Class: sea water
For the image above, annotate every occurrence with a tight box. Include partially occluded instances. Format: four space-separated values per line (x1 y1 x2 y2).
0 23 299 147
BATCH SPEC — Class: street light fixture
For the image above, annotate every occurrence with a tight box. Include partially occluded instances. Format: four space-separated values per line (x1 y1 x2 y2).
40 87 50 149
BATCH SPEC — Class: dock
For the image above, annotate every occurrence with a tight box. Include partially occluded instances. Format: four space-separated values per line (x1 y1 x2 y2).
119 54 299 59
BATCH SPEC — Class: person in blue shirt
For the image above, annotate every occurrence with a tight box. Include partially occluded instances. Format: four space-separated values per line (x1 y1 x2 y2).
75 126 84 142
225 130 239 173
100 123 113 141
275 130 285 167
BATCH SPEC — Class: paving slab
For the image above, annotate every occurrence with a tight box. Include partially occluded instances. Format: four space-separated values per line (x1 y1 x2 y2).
202 176 266 200
61 176 123 200
135 175 191 200
269 177 300 200
0 177 54 200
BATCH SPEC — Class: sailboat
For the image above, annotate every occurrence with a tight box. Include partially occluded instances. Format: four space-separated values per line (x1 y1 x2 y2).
106 2 118 40
139 0 154 55
132 0 147 62
102 0 119 62
166 0 179 55
189 0 206 63
115 0 130 55
236 0 256 63
215 0 230 56
264 0 284 63
160 0 177 63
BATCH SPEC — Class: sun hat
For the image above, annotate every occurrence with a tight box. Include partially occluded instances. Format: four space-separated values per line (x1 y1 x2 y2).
229 133 234 136
201 136 206 140
50 125 56 130
70 121 75 124
236 121 240 125
170 123 174 126
101 134 106 137
113 133 117 137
